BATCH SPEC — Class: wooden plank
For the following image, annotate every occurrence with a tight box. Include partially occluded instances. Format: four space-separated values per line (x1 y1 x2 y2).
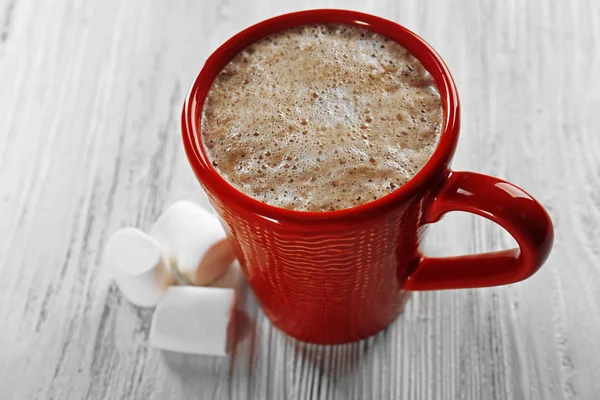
0 0 599 399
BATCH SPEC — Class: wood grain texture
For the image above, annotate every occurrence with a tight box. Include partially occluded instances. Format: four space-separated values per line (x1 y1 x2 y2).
0 0 598 399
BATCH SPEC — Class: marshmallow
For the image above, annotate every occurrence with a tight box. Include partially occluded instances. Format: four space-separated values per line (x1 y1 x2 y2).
149 286 236 356
210 261 248 305
105 228 173 307
149 201 235 286
210 261 245 290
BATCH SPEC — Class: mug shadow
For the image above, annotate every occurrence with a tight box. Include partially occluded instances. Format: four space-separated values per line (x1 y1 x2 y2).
161 283 411 384
285 290 413 378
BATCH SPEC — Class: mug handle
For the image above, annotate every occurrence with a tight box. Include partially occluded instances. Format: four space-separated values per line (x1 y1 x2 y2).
404 171 554 290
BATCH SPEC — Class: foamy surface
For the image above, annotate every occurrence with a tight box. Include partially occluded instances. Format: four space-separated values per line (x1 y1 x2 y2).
201 24 443 212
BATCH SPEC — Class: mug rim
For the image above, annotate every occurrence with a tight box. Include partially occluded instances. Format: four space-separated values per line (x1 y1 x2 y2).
182 9 460 221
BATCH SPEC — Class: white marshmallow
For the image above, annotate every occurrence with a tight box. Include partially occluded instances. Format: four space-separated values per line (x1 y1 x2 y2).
149 201 235 286
149 286 236 356
210 261 248 305
105 228 173 307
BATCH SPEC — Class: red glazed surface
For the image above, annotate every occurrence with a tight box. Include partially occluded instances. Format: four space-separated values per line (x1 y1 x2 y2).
182 9 554 344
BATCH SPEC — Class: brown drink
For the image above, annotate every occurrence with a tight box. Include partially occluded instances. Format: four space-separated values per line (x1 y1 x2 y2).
201 24 443 212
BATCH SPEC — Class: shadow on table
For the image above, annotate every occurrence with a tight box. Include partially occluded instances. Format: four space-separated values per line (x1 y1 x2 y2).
161 285 411 382
287 291 412 378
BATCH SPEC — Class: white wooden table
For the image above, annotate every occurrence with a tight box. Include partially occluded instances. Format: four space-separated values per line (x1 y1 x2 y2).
1 1 599 399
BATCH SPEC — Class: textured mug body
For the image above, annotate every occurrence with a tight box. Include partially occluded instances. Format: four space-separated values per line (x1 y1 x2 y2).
182 10 554 344
206 189 429 344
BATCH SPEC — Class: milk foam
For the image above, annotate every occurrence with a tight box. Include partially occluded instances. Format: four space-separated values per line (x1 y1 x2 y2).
202 24 443 211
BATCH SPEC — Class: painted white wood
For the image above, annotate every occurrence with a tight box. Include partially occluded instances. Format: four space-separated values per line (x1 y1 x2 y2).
1 0 598 398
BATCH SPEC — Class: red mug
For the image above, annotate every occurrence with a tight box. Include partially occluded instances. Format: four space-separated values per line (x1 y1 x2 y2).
182 9 554 344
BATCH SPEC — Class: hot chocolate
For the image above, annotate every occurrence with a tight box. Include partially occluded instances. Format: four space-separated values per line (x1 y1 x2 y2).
201 24 443 211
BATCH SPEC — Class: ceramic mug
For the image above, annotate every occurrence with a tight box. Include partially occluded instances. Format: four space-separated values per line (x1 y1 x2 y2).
182 9 554 344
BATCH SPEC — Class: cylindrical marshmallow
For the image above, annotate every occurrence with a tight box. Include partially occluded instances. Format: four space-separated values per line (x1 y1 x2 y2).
149 201 235 286
149 286 236 356
105 227 173 307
